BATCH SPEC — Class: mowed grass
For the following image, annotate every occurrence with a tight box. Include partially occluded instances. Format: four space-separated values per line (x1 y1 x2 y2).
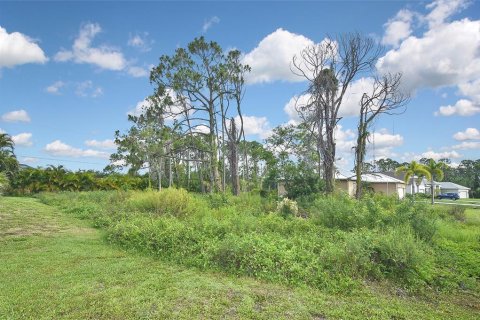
0 197 479 319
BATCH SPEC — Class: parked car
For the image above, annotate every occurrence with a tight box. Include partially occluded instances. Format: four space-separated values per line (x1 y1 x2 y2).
437 193 460 200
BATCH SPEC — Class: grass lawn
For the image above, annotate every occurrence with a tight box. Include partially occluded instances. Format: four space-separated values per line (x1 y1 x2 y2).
1 196 479 319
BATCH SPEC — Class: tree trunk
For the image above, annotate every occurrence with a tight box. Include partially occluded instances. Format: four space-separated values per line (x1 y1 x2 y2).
228 120 240 196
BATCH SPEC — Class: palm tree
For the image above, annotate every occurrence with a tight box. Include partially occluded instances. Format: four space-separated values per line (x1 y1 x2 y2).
0 133 15 153
424 159 445 205
0 133 18 179
396 160 431 200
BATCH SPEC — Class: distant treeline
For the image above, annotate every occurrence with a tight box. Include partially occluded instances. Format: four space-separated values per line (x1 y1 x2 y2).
8 166 149 194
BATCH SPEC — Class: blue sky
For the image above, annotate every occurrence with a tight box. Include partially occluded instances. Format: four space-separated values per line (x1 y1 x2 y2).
0 0 479 172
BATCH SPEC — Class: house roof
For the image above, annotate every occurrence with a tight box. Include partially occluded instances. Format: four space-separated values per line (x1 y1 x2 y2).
336 172 405 184
437 181 471 190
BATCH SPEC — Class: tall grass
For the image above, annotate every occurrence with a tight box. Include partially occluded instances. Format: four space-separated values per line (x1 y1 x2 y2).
38 190 480 293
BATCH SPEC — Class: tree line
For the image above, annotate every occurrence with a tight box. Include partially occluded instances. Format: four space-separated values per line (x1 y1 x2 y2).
111 33 411 198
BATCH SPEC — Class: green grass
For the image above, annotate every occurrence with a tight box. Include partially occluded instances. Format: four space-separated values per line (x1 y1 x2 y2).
1 196 480 319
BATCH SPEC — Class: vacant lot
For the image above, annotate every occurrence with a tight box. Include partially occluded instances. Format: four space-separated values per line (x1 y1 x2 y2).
1 196 479 319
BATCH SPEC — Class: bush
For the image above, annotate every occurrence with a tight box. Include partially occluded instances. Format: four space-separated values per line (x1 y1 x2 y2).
372 226 434 287
38 190 477 293
276 198 299 218
127 188 204 217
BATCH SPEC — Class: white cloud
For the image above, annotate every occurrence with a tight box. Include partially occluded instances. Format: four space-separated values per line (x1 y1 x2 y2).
84 139 116 150
127 66 149 78
234 115 272 139
451 141 480 150
458 79 480 103
369 130 404 149
425 0 469 29
335 125 356 153
377 19 480 93
421 150 462 160
202 16 220 33
242 28 314 84
435 99 480 116
382 9 414 47
12 132 33 147
339 77 376 117
453 128 480 141
75 80 103 98
22 157 38 164
127 32 153 52
45 140 109 158
55 23 126 71
0 128 4 133
45 81 65 94
0 26 48 68
1 110 31 122
283 94 309 125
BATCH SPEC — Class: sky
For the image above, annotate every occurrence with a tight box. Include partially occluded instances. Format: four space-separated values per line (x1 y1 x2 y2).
0 0 479 172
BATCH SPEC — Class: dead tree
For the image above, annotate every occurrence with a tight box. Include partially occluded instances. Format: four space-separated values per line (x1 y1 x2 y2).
354 73 409 198
292 33 382 193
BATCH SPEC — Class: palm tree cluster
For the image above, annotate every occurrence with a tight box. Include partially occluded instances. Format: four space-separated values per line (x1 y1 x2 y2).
10 166 148 194
396 159 445 204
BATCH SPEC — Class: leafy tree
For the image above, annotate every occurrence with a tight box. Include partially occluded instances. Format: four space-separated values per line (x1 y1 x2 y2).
423 159 445 204
396 161 431 200
149 37 250 193
0 133 19 181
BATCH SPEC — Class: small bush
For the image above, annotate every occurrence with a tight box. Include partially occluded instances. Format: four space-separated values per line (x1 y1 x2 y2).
449 205 466 222
276 198 299 218
127 188 203 217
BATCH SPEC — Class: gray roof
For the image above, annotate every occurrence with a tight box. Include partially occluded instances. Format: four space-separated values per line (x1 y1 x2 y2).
437 181 470 190
336 172 405 184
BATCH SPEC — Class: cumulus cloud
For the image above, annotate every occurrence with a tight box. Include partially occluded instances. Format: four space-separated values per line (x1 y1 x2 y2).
45 140 109 158
453 128 480 141
75 80 103 98
458 79 480 103
425 0 469 29
127 32 153 52
377 18 480 93
127 66 149 78
12 132 33 147
0 26 48 68
202 16 220 33
451 141 480 150
55 23 126 71
382 9 415 47
1 110 31 122
234 115 272 139
435 99 480 116
84 139 116 149
22 157 38 164
45 81 65 94
242 28 314 84
421 150 462 160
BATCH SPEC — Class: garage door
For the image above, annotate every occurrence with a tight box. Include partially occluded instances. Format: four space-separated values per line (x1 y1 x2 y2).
459 191 468 199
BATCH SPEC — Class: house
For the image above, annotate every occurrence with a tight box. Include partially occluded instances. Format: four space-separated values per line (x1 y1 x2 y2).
436 182 470 199
383 171 470 199
336 172 406 199
383 171 433 194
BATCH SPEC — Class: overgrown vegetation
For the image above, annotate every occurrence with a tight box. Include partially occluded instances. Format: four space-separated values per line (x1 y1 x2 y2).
39 189 480 295
3 196 478 319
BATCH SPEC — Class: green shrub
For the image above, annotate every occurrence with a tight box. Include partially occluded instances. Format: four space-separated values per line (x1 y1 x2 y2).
276 198 299 218
127 188 203 217
372 226 434 287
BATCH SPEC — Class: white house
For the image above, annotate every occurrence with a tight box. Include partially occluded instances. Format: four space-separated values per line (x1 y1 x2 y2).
383 172 470 199
436 182 470 199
